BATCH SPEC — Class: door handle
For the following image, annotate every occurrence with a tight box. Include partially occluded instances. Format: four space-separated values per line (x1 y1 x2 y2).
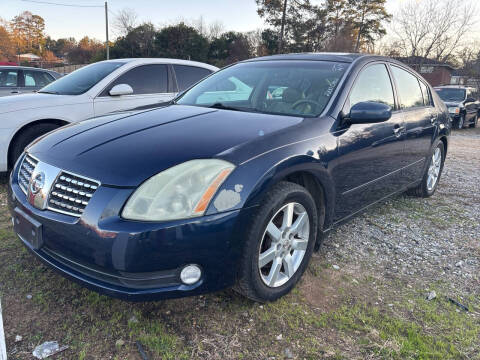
393 125 405 137
10 90 20 94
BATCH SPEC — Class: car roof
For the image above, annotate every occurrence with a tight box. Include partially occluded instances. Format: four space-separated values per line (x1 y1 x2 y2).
100 58 219 71
0 65 59 73
243 52 370 63
434 85 475 90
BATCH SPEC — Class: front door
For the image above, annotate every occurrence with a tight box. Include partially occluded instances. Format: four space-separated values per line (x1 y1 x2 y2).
332 63 406 220
93 64 174 116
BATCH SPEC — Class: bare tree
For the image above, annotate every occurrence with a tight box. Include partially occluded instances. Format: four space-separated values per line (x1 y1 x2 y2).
113 8 138 37
391 0 477 64
208 21 225 40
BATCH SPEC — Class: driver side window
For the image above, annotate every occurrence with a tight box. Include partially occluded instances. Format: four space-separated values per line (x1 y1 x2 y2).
348 64 395 110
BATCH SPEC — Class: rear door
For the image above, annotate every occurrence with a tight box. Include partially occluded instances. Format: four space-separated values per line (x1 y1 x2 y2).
22 70 56 93
0 68 20 96
390 65 436 183
333 63 407 220
93 64 173 116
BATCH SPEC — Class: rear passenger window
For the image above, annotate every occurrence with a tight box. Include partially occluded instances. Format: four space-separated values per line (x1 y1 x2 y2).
105 64 168 95
23 71 54 87
391 66 424 109
419 81 432 106
174 65 212 91
348 64 395 109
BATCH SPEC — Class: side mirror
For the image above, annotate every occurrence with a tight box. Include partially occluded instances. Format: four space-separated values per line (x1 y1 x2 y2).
347 101 392 124
465 97 475 103
109 84 133 96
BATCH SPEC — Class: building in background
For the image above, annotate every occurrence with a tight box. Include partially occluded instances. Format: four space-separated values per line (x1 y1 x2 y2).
395 56 455 87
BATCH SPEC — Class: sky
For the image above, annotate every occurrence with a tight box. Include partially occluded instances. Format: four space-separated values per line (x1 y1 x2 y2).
1 0 401 41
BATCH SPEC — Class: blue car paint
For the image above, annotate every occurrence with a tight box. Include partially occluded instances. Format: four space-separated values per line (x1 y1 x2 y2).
8 54 450 300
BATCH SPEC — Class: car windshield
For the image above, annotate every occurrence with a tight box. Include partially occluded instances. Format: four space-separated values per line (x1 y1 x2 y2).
176 60 348 117
38 61 125 95
435 88 466 102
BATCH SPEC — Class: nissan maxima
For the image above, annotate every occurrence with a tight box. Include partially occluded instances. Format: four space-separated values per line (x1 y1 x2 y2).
8 53 450 302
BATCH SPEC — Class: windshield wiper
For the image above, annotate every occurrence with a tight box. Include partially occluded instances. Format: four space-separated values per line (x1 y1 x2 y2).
38 90 59 94
208 102 250 112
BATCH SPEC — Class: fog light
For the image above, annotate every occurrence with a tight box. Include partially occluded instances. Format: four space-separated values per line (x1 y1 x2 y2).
180 264 202 285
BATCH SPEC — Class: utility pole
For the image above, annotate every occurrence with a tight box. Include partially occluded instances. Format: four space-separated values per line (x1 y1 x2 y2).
279 0 288 53
105 1 109 60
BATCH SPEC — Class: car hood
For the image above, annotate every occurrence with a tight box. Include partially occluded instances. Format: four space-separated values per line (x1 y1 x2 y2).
29 105 302 187
0 93 84 114
443 101 462 107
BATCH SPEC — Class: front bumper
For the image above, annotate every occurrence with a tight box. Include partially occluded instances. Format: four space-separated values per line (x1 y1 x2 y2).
8 166 255 301
0 128 11 172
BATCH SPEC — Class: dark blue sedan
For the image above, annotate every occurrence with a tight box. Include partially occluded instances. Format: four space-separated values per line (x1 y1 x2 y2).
8 53 450 302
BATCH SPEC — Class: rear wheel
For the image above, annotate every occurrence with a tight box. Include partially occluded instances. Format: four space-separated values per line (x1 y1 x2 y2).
407 141 445 198
9 123 59 168
234 181 319 302
469 114 478 128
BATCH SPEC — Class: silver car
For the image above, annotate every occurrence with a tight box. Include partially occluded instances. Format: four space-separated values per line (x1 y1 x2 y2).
0 66 62 97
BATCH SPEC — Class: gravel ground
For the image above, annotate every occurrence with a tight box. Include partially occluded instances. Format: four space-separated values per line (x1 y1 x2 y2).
319 126 480 296
0 127 479 359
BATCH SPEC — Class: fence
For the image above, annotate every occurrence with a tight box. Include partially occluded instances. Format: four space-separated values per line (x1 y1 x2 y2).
43 64 87 74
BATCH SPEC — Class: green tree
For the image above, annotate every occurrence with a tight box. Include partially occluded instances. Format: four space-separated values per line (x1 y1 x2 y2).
10 11 46 54
155 23 209 62
0 25 15 61
256 0 313 53
208 31 253 67
45 37 76 58
111 23 156 58
350 0 391 52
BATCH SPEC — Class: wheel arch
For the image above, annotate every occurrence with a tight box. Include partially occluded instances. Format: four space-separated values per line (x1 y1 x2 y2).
240 156 337 231
7 118 70 169
438 135 448 157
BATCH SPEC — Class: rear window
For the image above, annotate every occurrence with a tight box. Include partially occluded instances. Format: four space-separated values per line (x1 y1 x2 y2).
174 65 212 91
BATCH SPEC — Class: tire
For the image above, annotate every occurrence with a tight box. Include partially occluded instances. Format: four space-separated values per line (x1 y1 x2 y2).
456 114 465 129
407 141 445 198
470 114 478 128
234 181 319 302
9 123 59 168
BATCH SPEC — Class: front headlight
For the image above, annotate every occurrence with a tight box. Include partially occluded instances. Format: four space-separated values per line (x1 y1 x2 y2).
448 107 460 114
122 159 235 221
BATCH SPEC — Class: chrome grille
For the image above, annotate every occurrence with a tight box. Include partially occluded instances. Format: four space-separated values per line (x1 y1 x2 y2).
48 172 100 217
18 154 38 194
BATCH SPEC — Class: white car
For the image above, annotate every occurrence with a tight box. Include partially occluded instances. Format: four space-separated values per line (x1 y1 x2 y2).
0 58 218 172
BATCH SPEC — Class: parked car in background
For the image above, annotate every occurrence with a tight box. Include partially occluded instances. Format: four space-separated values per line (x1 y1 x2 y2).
0 58 218 172
0 66 61 97
434 85 479 129
8 53 450 302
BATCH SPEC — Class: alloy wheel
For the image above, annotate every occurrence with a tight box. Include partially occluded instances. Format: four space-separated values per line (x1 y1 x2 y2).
258 202 310 288
427 147 442 192
458 116 464 129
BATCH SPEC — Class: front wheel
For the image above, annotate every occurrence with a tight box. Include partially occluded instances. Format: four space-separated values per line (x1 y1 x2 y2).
457 114 465 129
407 141 445 198
234 182 319 302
